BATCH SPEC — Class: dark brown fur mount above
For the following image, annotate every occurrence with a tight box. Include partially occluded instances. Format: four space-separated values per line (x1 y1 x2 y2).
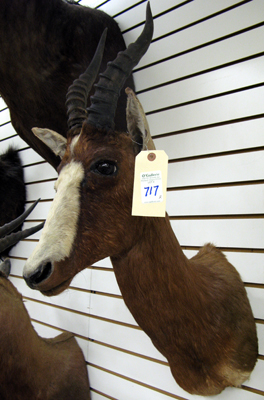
0 0 134 169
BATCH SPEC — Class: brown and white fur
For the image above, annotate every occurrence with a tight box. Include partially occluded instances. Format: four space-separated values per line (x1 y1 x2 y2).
23 5 258 396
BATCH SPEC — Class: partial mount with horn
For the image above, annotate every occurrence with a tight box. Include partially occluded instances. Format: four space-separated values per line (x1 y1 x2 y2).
0 199 44 274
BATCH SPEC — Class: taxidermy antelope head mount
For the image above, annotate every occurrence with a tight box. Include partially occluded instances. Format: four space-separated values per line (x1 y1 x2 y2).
23 3 154 295
23 3 258 395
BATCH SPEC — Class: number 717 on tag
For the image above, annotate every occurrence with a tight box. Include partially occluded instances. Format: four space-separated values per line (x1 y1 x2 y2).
141 171 163 204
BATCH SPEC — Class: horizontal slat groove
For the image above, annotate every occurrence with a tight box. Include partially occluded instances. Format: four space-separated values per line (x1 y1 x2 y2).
90 388 116 400
153 114 264 139
0 121 11 129
22 219 45 224
245 283 264 290
90 339 169 366
89 266 113 272
111 0 146 18
150 0 253 42
22 160 46 168
26 178 56 186
255 319 264 325
241 386 264 397
23 296 140 330
121 0 193 33
168 146 264 163
88 363 188 400
146 82 264 116
169 215 264 220
181 245 264 254
9 256 27 261
22 238 41 243
95 0 110 9
25 198 53 205
134 22 264 72
71 285 122 299
136 52 264 95
167 180 264 191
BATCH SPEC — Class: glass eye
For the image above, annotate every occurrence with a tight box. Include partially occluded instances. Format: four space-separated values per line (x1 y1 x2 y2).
92 161 117 176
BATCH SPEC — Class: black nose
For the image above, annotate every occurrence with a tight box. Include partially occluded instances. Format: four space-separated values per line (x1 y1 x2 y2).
24 262 53 289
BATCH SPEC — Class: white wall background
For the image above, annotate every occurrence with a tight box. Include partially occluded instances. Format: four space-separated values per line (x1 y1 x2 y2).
0 0 264 398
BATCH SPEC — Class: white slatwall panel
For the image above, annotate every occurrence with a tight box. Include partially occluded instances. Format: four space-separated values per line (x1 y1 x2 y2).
1 0 264 398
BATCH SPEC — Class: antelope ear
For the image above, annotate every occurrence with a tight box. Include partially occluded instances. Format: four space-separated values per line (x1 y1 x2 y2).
32 127 67 159
125 87 155 153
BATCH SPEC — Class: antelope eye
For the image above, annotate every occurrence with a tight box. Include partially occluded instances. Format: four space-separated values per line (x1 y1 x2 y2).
91 161 117 176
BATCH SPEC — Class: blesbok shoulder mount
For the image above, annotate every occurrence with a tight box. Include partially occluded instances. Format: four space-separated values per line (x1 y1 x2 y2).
23 4 258 396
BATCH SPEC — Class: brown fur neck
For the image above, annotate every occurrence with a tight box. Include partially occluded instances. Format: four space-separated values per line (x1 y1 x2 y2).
111 214 258 395
111 213 190 288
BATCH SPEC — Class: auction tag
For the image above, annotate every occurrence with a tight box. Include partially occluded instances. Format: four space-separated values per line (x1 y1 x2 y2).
132 150 168 217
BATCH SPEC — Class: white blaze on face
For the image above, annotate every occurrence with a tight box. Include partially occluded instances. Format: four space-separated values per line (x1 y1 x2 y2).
70 135 80 155
24 161 84 275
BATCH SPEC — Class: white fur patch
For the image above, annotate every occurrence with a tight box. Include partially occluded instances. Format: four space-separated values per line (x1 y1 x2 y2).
70 134 80 156
24 161 84 276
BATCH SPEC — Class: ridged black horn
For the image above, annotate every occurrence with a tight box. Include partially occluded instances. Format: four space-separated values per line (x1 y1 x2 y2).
0 199 41 238
87 2 153 131
66 28 107 130
0 198 44 253
0 222 44 253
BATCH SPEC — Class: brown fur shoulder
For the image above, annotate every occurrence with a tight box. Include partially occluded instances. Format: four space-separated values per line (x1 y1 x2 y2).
44 331 74 345
191 243 227 262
